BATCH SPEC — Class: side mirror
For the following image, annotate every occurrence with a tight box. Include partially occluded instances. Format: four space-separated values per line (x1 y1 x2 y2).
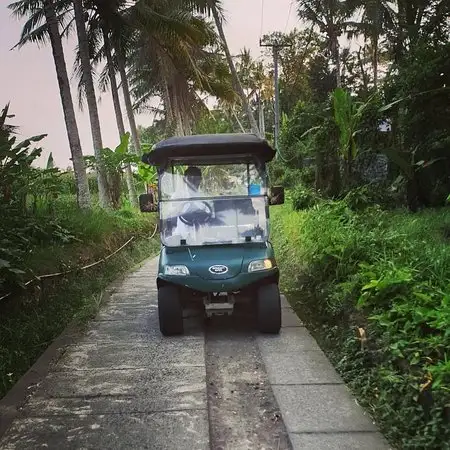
139 193 158 212
269 186 285 205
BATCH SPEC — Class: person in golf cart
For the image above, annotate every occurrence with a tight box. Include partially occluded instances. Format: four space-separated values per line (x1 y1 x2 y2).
169 166 212 240
174 166 203 197
165 164 260 245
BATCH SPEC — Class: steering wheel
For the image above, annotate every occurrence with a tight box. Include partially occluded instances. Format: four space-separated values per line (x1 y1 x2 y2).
179 201 213 227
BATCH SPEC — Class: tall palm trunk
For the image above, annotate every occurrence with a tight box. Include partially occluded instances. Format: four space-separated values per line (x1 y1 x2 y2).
257 93 266 136
170 87 185 136
104 31 125 136
162 81 175 133
208 1 260 136
117 50 141 154
357 47 370 94
43 0 90 209
331 35 341 88
73 0 110 208
103 29 137 207
372 34 379 89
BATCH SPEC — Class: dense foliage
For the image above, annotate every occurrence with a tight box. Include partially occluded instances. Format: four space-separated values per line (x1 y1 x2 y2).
0 199 158 397
0 106 154 296
272 202 450 449
266 3 450 447
0 106 158 398
3 0 450 447
270 4 450 211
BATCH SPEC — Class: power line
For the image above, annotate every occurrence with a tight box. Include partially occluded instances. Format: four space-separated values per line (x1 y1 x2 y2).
284 0 294 34
260 38 292 154
260 0 265 39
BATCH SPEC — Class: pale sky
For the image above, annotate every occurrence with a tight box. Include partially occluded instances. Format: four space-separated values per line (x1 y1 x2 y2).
0 1 300 168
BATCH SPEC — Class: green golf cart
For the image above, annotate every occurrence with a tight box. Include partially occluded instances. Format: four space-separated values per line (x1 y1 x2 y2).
139 133 285 336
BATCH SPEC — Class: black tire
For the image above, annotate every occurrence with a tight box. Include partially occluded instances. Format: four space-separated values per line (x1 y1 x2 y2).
257 283 281 334
158 286 183 336
203 313 211 325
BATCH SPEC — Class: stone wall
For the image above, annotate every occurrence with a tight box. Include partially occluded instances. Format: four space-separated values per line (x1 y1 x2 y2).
354 152 389 184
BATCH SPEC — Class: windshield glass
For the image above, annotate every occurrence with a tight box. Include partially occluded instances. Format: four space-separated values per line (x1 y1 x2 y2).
158 163 268 247
160 163 266 200
160 196 268 247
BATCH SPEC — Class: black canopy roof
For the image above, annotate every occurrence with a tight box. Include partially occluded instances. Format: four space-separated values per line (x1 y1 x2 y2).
141 133 276 166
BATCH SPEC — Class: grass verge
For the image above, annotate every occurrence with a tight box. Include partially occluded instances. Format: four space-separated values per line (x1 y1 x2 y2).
271 202 450 450
0 201 159 399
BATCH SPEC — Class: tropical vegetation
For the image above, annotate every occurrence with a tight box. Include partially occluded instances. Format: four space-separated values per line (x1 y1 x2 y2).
1 0 450 447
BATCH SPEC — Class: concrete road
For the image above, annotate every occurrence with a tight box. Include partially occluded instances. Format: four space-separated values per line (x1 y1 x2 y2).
0 258 390 449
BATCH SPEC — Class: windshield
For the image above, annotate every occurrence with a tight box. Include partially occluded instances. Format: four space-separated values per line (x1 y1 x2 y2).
160 163 266 200
158 163 268 247
160 196 268 247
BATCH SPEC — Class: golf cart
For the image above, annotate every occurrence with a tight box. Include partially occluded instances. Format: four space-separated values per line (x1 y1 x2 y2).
139 134 285 336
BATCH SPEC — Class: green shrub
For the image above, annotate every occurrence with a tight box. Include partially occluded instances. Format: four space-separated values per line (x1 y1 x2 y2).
0 196 156 296
291 186 320 210
0 106 158 399
87 172 99 194
343 184 400 211
298 166 315 186
271 203 450 449
0 201 157 398
281 169 303 188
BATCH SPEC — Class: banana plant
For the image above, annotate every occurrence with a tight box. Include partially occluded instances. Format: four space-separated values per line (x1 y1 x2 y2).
137 163 157 186
332 88 378 186
0 104 46 207
84 133 139 208
28 153 64 213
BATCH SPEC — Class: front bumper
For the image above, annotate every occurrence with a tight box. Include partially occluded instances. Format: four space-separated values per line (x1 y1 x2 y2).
157 267 279 293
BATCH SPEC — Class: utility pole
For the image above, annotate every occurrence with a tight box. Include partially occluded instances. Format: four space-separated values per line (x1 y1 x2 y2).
273 46 280 153
260 35 291 156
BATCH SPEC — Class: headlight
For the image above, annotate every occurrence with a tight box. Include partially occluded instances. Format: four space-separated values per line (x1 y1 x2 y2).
248 259 273 272
164 265 190 276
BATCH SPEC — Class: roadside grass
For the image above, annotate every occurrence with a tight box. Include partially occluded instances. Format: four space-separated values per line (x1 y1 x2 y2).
271 201 450 450
0 198 159 399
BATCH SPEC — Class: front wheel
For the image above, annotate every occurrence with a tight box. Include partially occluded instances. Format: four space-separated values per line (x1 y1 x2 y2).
257 283 281 334
158 286 183 336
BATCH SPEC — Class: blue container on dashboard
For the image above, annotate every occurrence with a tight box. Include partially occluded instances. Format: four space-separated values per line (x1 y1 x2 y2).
248 184 260 195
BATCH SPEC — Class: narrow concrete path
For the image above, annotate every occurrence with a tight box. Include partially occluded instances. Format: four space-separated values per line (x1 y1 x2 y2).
0 258 390 449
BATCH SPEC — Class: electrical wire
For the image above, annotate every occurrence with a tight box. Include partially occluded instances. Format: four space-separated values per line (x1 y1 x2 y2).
260 0 299 164
260 0 265 40
284 0 295 34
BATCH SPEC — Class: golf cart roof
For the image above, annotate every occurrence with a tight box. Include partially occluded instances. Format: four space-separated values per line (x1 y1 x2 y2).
142 133 276 166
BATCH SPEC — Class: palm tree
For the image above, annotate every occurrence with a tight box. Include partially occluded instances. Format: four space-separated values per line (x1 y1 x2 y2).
89 0 235 143
296 0 353 88
363 1 393 89
119 0 215 141
389 0 444 63
80 0 142 156
183 0 260 136
116 49 141 154
126 1 235 137
252 61 274 137
80 2 138 206
89 0 225 141
207 1 260 136
235 49 273 137
8 0 91 209
104 31 138 207
72 0 110 208
349 0 395 89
